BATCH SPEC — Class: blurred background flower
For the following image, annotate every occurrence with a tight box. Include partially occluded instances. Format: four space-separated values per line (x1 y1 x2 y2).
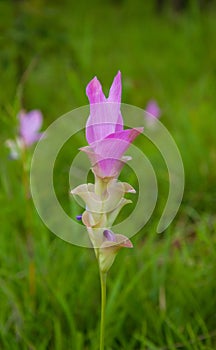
146 99 161 119
5 110 43 159
19 109 43 147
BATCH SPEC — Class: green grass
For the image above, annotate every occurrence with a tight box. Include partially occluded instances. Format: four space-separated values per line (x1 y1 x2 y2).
0 0 216 349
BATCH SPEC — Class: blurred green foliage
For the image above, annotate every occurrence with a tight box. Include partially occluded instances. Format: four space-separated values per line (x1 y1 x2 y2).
0 0 216 349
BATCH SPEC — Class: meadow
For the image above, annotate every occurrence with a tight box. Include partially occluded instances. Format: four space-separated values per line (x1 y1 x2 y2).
0 0 216 349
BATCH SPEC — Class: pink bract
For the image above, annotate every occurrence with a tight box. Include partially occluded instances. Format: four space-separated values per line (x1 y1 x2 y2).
83 71 143 178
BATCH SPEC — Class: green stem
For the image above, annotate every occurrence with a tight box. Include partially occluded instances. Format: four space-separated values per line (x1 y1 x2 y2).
95 175 107 197
99 270 107 350
21 146 36 300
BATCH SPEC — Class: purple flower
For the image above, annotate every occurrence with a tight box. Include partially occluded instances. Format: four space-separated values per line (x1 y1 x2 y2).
146 100 161 119
81 71 143 178
18 110 43 146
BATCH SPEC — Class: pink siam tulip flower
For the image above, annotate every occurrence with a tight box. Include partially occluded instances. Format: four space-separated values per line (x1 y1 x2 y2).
81 71 143 178
146 100 161 119
18 110 43 146
71 71 143 270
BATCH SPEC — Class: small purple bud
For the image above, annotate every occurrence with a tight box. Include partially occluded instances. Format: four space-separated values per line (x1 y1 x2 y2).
103 229 117 242
76 215 82 221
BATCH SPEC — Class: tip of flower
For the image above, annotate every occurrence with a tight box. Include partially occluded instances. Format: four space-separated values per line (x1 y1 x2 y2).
123 240 133 248
86 76 106 104
122 182 136 194
128 189 136 194
116 70 121 78
122 155 132 163
76 215 82 221
135 127 144 134
116 234 133 248
92 76 99 85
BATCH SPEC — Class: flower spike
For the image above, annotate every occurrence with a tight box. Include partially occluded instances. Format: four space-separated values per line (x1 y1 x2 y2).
71 71 142 271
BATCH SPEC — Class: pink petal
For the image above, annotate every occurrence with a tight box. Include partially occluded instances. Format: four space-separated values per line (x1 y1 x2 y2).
19 110 43 146
108 71 123 132
86 77 106 104
94 159 126 178
80 145 127 178
81 127 143 178
115 112 124 133
105 127 143 143
108 71 122 103
86 103 122 144
85 72 123 144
